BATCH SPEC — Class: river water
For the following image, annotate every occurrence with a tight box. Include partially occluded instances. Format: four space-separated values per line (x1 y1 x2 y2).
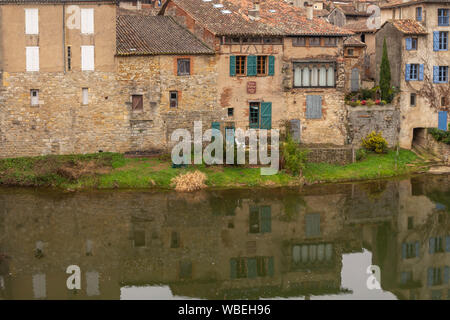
0 174 449 300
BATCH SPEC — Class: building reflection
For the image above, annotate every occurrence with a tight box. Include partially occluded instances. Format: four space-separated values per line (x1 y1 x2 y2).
0 175 448 300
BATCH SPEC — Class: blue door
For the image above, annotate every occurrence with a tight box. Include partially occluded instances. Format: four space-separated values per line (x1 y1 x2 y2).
438 111 447 131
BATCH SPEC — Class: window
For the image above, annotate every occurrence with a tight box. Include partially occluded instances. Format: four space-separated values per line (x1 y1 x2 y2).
249 102 259 128
170 91 178 108
406 37 418 50
406 64 423 81
26 46 39 72
227 108 234 117
410 93 416 106
402 241 420 259
434 66 449 83
309 37 321 46
230 256 274 279
263 37 282 44
305 213 320 238
306 95 323 119
81 8 94 34
293 37 306 46
292 243 333 267
401 271 413 285
30 89 39 106
294 62 336 88
416 7 422 21
347 48 354 56
133 230 145 247
248 102 272 129
429 237 445 254
408 217 414 229
438 32 448 50
428 267 443 286
170 231 179 248
131 95 143 111
324 37 337 46
235 56 246 76
438 9 449 26
81 45 94 71
249 206 271 234
67 46 72 71
82 88 89 105
257 55 267 75
25 8 39 35
177 58 190 76
361 34 366 43
442 96 447 107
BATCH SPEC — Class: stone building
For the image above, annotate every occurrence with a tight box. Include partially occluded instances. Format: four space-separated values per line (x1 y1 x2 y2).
376 0 450 148
343 36 368 92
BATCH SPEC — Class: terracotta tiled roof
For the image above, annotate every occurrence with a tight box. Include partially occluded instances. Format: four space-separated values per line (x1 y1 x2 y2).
344 35 366 46
380 0 450 9
116 15 214 55
388 19 428 35
336 4 370 16
343 21 377 33
167 0 353 36
0 0 115 3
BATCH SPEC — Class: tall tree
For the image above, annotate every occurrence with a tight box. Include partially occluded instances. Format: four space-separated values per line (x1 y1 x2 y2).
379 38 391 101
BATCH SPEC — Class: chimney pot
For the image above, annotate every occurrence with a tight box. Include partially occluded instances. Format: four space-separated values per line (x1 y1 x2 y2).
306 4 313 20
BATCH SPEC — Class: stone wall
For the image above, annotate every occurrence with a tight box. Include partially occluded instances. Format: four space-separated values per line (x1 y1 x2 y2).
304 146 354 165
415 130 450 164
347 104 400 147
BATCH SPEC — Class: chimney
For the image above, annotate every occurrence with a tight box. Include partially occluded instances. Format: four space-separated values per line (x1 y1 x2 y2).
293 0 301 8
248 0 260 20
306 4 313 20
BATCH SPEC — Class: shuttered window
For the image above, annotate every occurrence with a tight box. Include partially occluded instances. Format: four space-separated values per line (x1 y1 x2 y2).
81 8 94 34
433 66 449 83
401 241 420 259
81 45 95 71
305 213 321 238
438 8 449 26
294 62 335 87
434 31 448 51
306 95 322 119
405 64 423 81
25 8 39 35
26 46 39 71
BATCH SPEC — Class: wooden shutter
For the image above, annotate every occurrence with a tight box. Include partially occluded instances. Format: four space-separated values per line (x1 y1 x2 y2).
433 66 439 83
260 206 271 233
247 258 257 278
405 64 410 81
268 56 275 76
433 31 439 51
229 56 236 76
260 102 272 130
419 64 424 80
406 38 412 50
306 95 322 119
25 9 39 35
81 8 94 34
247 55 257 76
438 111 448 131
81 46 95 71
26 46 39 71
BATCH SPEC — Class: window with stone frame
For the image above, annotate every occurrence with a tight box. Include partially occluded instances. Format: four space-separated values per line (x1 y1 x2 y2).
131 95 143 111
293 62 336 88
30 89 39 106
170 91 178 108
410 93 416 106
177 58 191 76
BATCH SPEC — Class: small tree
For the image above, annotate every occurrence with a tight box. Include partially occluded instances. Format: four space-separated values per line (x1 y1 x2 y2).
379 38 391 102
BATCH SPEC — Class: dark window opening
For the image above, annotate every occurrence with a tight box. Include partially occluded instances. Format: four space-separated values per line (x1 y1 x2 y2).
171 231 179 248
324 37 337 46
293 37 306 46
170 91 178 108
67 46 72 71
132 95 143 111
133 230 146 247
347 48 354 56
227 107 234 117
441 96 447 107
309 37 321 46
361 34 366 43
411 38 418 50
410 93 416 106
249 102 260 128
177 58 191 76
408 217 414 230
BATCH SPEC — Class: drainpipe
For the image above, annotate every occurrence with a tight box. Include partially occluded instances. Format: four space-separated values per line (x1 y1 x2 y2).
63 0 66 74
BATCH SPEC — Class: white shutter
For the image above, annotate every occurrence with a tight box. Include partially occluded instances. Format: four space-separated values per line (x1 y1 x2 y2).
82 88 89 105
26 46 39 71
81 9 94 34
25 9 39 35
81 46 94 71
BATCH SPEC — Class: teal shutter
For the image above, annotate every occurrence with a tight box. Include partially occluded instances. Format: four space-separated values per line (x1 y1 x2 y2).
429 238 436 254
433 66 439 83
268 56 275 76
406 38 412 50
415 241 420 258
428 268 434 287
419 64 424 80
446 236 450 252
230 55 236 76
402 243 407 259
247 55 257 76
230 258 237 279
260 206 271 233
433 31 440 51
306 95 322 119
268 257 274 277
247 258 257 278
405 64 411 81
212 121 220 131
260 102 272 130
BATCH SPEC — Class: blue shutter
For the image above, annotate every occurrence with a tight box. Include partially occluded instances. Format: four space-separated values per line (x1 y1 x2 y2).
417 8 422 21
268 56 275 76
268 257 274 277
402 243 407 259
429 238 436 254
415 241 420 258
419 64 424 81
306 95 322 119
230 56 236 76
405 64 411 81
433 66 439 83
260 102 272 130
401 272 408 284
247 55 257 76
247 258 257 278
406 38 412 50
230 258 237 279
260 206 271 233
445 266 449 284
212 121 220 132
438 111 448 131
428 268 434 287
433 32 440 51
446 236 450 252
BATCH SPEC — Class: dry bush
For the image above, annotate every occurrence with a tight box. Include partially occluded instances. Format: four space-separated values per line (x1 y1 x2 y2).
171 170 207 192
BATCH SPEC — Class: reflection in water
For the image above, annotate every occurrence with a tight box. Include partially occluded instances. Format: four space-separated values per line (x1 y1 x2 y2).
0 174 449 300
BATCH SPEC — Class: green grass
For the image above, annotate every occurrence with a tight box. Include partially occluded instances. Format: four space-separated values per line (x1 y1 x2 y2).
0 149 426 190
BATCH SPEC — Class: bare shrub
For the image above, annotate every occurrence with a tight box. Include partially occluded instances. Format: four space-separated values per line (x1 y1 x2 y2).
171 170 207 192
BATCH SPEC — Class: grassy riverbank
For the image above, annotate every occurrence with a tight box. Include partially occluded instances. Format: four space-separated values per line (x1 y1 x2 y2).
0 149 427 190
